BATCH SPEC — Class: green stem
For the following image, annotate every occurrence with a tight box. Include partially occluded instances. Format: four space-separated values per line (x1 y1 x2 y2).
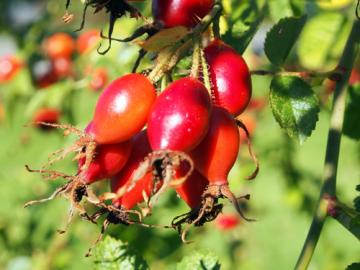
190 39 201 79
250 69 342 80
200 47 212 93
295 19 360 270
160 73 170 92
212 9 221 39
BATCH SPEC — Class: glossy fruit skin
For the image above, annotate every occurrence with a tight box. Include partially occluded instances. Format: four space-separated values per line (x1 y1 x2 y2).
190 106 240 185
78 123 133 184
175 164 208 209
147 77 211 152
76 29 100 54
0 56 22 83
152 0 214 28
205 39 252 116
113 172 161 210
43 33 75 59
111 130 161 209
33 108 60 130
91 74 156 144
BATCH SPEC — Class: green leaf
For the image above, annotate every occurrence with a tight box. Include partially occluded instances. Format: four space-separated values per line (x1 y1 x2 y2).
222 1 265 54
354 197 360 213
268 0 294 22
265 16 307 66
346 263 360 270
93 236 149 270
297 12 348 70
270 76 320 144
355 185 360 213
176 250 221 270
343 84 360 140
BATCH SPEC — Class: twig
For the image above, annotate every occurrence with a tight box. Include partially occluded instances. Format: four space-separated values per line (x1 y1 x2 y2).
295 19 360 270
147 1 222 83
250 69 343 81
329 199 360 240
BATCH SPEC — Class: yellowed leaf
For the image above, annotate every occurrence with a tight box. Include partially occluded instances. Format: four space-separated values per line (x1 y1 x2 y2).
139 26 188 52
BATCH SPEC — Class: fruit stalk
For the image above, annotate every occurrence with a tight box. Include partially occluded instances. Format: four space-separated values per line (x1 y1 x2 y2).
147 1 222 83
295 18 360 270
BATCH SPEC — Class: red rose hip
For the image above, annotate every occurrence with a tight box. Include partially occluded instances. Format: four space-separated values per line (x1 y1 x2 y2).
91 74 156 144
43 33 75 59
152 0 214 28
175 166 208 209
78 123 133 184
191 106 240 185
147 77 211 152
111 130 162 209
205 39 252 116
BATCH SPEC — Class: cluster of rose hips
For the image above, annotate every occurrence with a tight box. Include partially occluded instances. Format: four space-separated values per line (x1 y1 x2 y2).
27 0 258 245
36 30 110 127
0 28 109 127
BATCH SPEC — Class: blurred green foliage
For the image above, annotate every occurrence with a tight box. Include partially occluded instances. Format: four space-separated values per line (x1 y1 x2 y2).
0 0 359 269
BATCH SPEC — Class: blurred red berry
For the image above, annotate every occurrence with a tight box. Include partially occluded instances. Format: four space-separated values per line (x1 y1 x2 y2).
43 33 75 59
325 69 360 94
89 68 108 91
247 98 266 112
349 69 360 85
215 213 240 231
52 57 73 79
0 56 22 83
33 108 60 130
76 29 100 54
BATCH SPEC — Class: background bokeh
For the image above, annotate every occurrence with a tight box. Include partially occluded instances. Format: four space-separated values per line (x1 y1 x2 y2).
0 0 359 269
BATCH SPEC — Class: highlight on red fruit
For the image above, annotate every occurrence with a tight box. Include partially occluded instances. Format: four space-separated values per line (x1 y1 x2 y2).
152 0 214 28
91 73 156 144
43 33 75 59
76 29 100 54
191 106 240 185
33 108 60 130
89 68 108 91
205 39 252 116
78 122 133 184
215 213 240 231
0 55 22 83
147 77 212 152
111 130 162 210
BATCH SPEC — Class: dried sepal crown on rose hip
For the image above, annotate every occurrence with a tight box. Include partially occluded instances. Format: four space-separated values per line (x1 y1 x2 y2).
25 73 157 218
26 0 258 247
